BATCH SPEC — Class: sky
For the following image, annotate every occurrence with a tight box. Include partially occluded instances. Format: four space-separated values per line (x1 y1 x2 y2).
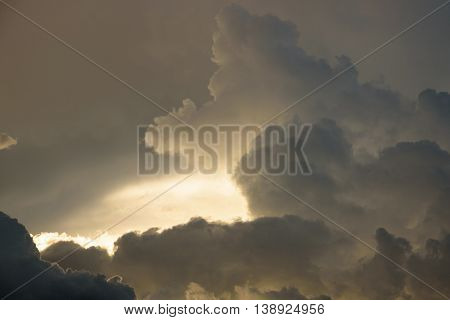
0 0 449 299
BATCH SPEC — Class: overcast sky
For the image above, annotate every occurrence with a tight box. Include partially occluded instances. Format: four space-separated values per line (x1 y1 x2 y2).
0 0 449 299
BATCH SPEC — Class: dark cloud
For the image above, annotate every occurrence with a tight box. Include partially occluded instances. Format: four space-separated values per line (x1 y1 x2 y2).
1 2 449 300
43 215 350 299
421 189 450 237
235 119 450 242
349 228 450 300
41 241 111 275
354 228 412 299
238 0 450 98
0 212 135 299
403 90 450 151
1 1 449 234
160 5 449 157
234 286 309 300
234 118 361 225
111 215 350 299
40 218 450 299
406 234 450 299
255 287 308 300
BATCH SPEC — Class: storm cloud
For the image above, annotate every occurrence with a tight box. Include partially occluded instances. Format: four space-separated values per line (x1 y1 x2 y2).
1 2 449 300
41 241 112 276
39 215 449 299
0 212 135 299
1 0 449 233
42 215 350 299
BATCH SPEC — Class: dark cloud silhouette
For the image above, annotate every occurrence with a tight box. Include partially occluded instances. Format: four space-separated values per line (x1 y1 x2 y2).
421 189 450 237
41 218 450 299
354 228 412 299
182 283 328 300
41 241 111 275
406 234 450 299
404 90 450 151
234 119 361 224
347 228 450 300
235 119 450 243
110 215 349 299
233 286 309 300
244 286 332 300
41 215 348 299
0 212 135 299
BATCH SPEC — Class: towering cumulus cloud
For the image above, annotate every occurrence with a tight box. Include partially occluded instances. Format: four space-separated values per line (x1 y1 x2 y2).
143 4 450 299
0 212 135 299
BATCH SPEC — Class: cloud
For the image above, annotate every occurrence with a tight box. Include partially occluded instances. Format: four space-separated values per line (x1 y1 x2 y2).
155 4 450 159
44 215 351 299
0 135 145 233
0 0 222 234
354 228 412 299
0 212 135 299
235 119 450 242
2 2 449 236
111 215 351 299
0 133 17 150
33 231 117 255
184 283 324 300
403 90 450 151
350 228 450 299
1 3 449 300
216 8 450 239
40 216 450 299
407 233 450 299
233 286 308 300
41 241 112 275
234 118 360 223
240 0 450 98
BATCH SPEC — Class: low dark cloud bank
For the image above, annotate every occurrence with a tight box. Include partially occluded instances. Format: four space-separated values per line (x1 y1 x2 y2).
1 209 448 299
0 212 135 299
42 215 349 299
39 216 449 299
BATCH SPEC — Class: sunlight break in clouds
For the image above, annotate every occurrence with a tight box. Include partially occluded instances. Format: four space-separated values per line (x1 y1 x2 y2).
33 232 118 255
33 172 249 256
103 173 250 232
